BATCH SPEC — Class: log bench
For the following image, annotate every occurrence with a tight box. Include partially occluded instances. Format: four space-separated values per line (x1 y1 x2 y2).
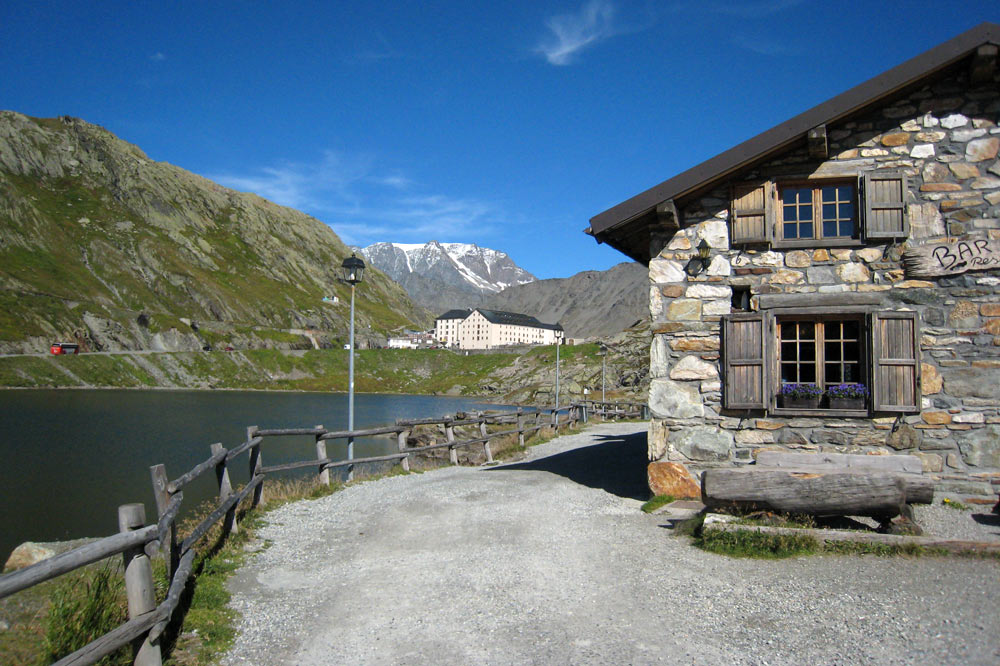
701 451 933 522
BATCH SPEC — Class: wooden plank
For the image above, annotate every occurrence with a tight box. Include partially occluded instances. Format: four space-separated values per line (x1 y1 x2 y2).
261 452 408 474
702 469 910 517
148 548 196 641
320 425 404 440
118 504 160 666
755 451 923 474
903 239 1000 277
756 292 882 310
180 475 262 553
0 525 157 599
225 435 263 463
255 427 324 436
53 609 161 666
703 518 1000 555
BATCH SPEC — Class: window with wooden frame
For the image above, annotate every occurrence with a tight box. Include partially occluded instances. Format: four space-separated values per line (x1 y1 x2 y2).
730 170 907 247
721 309 920 415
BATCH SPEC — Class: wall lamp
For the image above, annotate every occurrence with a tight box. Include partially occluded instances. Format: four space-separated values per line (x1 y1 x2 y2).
685 239 712 276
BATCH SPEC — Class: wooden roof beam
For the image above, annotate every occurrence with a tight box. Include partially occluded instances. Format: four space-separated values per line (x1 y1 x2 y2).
971 44 998 85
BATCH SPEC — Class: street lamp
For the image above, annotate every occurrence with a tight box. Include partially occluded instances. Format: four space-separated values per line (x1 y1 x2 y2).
340 253 365 473
598 344 607 402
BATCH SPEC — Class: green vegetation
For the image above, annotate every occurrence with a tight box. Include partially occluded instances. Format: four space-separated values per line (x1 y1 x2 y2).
697 528 819 559
640 495 676 514
941 498 971 511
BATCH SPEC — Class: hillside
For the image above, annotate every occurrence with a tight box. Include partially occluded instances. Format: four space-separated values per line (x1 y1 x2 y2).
0 321 651 403
483 262 647 338
0 112 428 354
360 241 535 314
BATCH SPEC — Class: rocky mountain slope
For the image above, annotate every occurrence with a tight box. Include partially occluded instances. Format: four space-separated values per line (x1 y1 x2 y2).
483 262 647 338
359 241 535 314
0 112 428 354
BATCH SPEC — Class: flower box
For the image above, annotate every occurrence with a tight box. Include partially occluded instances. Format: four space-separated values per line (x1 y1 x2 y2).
828 397 866 411
779 395 822 410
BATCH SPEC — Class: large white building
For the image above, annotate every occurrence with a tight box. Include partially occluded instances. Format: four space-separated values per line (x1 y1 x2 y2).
434 308 564 350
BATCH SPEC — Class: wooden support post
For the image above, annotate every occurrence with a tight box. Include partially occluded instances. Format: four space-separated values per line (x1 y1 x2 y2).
397 429 410 472
149 464 177 579
248 426 263 508
517 407 525 448
446 421 458 465
551 409 558 432
211 443 238 537
315 425 329 486
118 504 162 666
478 412 492 463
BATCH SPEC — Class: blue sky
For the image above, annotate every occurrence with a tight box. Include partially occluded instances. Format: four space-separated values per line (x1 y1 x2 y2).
4 2 999 279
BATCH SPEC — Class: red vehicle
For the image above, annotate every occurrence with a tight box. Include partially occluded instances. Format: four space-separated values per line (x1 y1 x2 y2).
50 342 80 355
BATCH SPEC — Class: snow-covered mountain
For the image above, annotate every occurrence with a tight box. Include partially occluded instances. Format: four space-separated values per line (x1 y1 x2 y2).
359 241 536 314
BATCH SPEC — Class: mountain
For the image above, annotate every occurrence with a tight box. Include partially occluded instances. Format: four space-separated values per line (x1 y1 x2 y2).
0 112 428 353
359 241 535 314
482 262 648 338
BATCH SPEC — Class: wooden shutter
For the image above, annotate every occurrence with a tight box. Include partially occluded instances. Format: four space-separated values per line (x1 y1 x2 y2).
730 181 773 245
722 313 766 410
862 170 908 240
871 311 921 413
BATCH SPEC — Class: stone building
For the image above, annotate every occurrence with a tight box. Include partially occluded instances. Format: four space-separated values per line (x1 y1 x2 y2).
586 23 1000 498
434 308 564 350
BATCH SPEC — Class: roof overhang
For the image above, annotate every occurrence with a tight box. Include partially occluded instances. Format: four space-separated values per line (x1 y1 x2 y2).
586 22 1000 264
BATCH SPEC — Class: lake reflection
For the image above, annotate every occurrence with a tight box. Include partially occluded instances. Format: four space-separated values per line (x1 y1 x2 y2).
0 390 511 562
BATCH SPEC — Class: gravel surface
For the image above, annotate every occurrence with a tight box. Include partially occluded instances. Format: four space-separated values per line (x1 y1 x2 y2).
223 423 1000 665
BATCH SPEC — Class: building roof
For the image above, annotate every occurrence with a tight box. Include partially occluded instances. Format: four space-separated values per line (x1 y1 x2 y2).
476 309 563 331
435 309 473 321
586 22 1000 264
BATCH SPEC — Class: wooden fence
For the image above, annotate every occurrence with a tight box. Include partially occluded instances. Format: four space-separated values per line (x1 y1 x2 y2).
580 400 648 421
0 401 618 665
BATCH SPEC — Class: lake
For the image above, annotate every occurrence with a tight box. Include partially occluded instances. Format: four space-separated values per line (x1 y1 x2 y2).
0 389 513 563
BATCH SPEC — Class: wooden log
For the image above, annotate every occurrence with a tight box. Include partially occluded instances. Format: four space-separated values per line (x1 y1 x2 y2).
517 407 525 448
319 425 403 440
149 465 178 578
148 547 196 641
54 610 161 666
397 429 410 473
211 443 238 536
262 452 408 474
755 450 923 475
315 425 330 486
702 517 1000 555
0 524 157 599
255 427 324 436
118 504 161 666
225 435 263 462
166 447 227 493
701 469 909 517
446 422 458 465
181 475 262 552
478 413 492 463
395 416 451 427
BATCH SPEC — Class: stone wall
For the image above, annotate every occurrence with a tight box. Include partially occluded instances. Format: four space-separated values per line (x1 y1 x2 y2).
647 65 1000 499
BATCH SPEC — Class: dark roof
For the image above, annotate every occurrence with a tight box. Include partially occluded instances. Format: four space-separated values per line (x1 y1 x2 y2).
476 309 563 331
435 309 472 321
587 22 1000 263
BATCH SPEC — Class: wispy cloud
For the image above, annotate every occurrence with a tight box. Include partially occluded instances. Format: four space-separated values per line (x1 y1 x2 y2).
208 152 500 246
732 33 789 55
535 0 619 66
344 32 409 64
149 52 166 62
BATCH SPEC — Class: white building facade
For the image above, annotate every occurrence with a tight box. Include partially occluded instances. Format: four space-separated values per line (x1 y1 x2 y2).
434 308 564 350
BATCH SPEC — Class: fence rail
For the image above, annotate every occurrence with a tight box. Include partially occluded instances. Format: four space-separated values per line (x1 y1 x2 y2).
0 400 641 665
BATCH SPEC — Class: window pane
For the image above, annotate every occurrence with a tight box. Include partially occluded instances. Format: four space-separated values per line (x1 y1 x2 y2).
800 322 814 339
781 363 797 382
825 341 841 361
784 222 798 238
823 221 837 237
844 340 859 359
821 186 835 200
837 185 852 199
843 363 858 382
800 222 813 238
843 320 859 338
839 220 854 237
784 205 797 222
826 362 843 383
823 203 836 220
839 202 853 218
800 189 812 204
800 341 815 362
782 341 797 361
800 364 815 383
782 188 796 204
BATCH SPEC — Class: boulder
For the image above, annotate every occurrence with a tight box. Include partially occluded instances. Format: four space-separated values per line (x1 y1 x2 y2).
647 462 701 499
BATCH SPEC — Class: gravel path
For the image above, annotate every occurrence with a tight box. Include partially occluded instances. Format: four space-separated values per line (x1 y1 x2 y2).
223 423 1000 665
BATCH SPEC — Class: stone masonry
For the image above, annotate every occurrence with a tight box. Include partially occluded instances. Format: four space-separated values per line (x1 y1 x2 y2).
647 65 1000 500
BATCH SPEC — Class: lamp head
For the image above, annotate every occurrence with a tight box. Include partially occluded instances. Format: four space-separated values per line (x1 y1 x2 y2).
341 253 366 285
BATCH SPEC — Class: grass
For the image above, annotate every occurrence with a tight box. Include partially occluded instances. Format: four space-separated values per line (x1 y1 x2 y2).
941 498 971 511
640 495 676 514
697 528 820 559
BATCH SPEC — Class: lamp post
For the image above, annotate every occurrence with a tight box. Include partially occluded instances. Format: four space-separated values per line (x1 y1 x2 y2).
340 253 365 474
599 345 607 402
555 338 560 411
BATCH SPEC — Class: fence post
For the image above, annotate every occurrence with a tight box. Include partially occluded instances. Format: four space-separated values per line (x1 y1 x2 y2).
582 402 588 424
397 428 411 472
551 408 558 433
149 464 178 579
248 426 263 508
517 407 525 448
210 443 238 537
478 412 493 463
445 420 458 465
119 504 162 666
314 425 329 486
